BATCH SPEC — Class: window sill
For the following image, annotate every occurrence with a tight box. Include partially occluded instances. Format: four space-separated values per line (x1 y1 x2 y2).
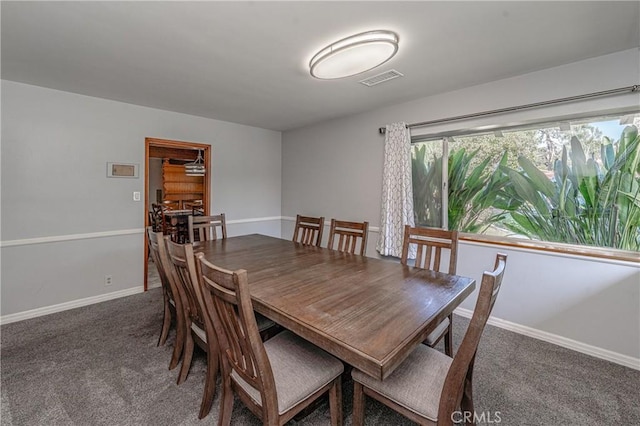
459 233 640 264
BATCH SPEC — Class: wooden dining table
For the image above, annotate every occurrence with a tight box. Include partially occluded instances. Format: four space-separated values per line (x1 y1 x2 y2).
194 234 475 380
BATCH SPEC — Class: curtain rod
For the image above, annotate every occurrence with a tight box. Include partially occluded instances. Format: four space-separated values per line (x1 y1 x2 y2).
378 85 639 135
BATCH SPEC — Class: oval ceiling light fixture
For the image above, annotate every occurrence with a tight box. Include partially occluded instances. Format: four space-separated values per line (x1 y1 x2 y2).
309 30 399 80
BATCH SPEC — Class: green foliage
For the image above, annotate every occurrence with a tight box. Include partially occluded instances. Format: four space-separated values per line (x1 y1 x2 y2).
412 145 512 232
412 126 640 251
412 144 442 228
447 148 512 233
501 126 640 251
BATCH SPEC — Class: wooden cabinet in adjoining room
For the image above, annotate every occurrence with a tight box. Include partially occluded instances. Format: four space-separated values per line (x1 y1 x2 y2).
162 159 204 207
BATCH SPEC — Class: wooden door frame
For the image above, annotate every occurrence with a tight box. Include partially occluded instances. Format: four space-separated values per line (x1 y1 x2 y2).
144 137 211 290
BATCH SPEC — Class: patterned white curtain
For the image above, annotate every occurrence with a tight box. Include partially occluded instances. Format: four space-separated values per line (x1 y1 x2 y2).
376 122 416 258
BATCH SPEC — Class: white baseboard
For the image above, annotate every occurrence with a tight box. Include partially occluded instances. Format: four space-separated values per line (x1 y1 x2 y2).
454 307 640 371
0 287 145 325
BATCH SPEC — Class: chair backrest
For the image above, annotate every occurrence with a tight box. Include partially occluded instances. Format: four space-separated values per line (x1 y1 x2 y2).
166 238 206 329
146 227 178 302
188 213 227 243
162 200 180 210
292 214 324 247
150 204 164 232
183 199 203 211
401 225 459 274
438 253 508 420
195 253 278 417
327 219 369 256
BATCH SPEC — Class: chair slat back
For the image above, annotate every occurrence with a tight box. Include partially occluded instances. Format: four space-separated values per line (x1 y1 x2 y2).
189 214 227 243
196 253 278 413
438 253 508 420
146 227 176 301
292 214 324 247
327 219 369 256
401 225 459 274
166 238 205 328
163 200 180 210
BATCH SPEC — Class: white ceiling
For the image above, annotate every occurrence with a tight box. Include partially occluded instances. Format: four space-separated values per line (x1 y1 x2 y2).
2 1 639 132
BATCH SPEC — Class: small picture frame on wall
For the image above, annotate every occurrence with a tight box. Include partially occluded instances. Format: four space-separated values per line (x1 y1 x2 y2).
107 162 139 178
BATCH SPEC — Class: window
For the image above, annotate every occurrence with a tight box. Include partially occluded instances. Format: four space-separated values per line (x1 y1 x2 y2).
411 111 640 253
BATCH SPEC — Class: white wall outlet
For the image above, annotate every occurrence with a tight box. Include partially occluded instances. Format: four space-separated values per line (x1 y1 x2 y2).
104 275 113 286
133 191 141 201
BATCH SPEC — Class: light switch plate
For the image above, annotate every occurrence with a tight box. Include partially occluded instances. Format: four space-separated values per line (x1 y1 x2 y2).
133 191 141 201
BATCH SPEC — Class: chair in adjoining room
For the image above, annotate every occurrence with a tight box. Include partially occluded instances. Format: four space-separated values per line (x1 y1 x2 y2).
352 253 508 426
401 225 459 356
166 239 276 419
292 214 325 247
183 199 203 211
188 213 226 244
195 253 344 426
327 219 369 256
162 199 181 210
145 227 185 370
150 203 164 232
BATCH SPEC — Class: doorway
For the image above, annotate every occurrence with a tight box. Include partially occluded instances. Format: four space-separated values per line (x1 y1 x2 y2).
144 137 211 290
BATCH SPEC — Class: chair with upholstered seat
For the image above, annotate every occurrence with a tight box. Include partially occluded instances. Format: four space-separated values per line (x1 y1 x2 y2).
146 227 184 370
327 219 369 256
401 225 459 356
166 238 215 418
166 238 276 419
195 252 344 426
352 253 507 426
292 214 324 247
162 200 180 210
188 213 226 244
183 199 203 211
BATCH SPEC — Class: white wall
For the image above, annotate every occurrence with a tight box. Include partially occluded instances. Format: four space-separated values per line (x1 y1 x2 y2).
1 80 282 317
281 49 640 365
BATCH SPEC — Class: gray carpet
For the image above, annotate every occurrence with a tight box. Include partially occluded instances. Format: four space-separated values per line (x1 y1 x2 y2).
1 288 639 425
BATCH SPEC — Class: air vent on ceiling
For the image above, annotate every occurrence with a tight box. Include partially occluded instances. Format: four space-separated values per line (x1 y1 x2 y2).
359 69 404 87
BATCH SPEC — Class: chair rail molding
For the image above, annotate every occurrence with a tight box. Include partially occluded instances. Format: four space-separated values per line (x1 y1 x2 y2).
0 216 283 247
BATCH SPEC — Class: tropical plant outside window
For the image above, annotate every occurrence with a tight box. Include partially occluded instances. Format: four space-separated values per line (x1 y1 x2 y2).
411 112 640 252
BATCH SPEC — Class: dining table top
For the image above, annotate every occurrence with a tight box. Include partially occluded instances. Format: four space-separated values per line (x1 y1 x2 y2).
194 233 476 380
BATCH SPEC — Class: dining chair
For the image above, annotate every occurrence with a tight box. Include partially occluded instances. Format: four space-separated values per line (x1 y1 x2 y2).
166 238 276 419
183 199 203 211
146 227 184 370
327 219 369 256
292 214 325 247
352 253 508 426
166 238 218 418
188 213 226 244
195 253 344 426
162 199 180 210
150 203 164 232
401 225 459 356
155 203 180 241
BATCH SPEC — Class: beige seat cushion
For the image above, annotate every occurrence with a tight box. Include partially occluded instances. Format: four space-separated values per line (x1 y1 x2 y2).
232 330 343 415
352 344 452 422
424 317 450 346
